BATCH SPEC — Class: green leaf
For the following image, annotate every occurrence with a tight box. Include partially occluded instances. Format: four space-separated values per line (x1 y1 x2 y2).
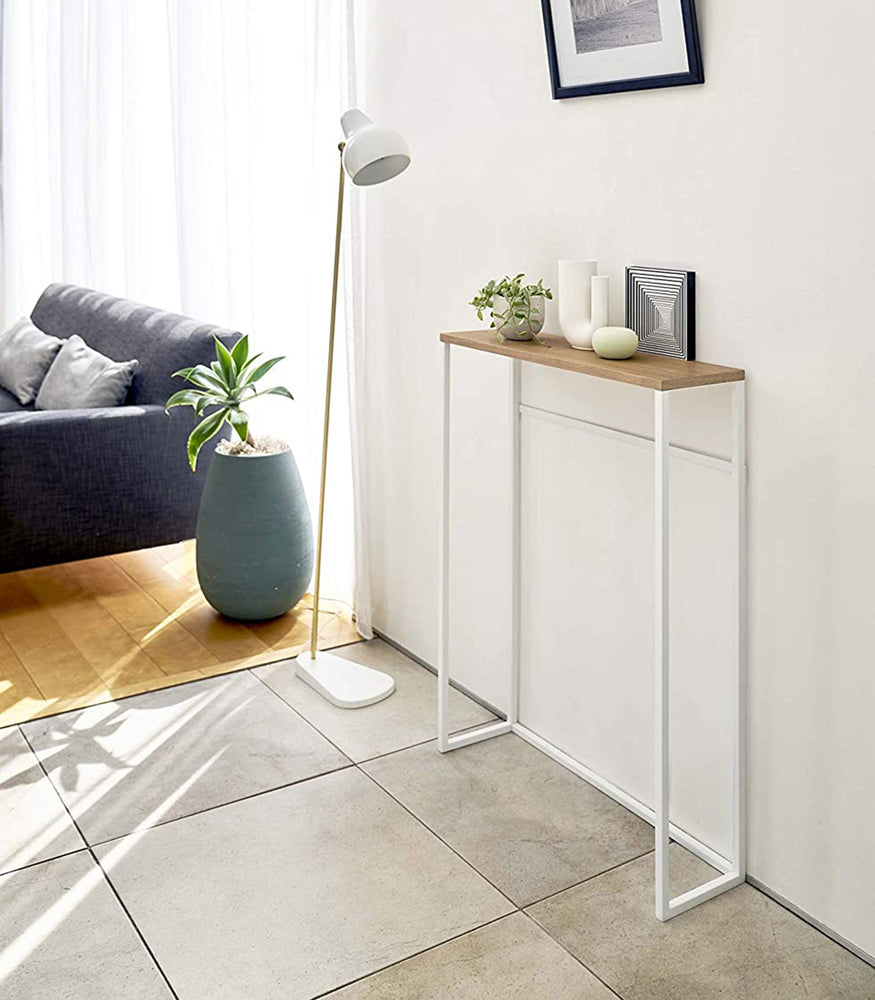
214 337 236 384
255 385 294 401
230 335 249 370
210 360 231 387
237 352 264 376
165 389 208 411
241 356 284 387
175 364 227 393
186 408 228 472
228 408 249 443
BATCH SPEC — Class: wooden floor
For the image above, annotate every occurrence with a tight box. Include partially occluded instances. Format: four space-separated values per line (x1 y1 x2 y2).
0 541 361 728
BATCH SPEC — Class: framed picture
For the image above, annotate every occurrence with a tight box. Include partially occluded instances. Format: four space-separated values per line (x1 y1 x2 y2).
625 266 696 360
541 0 703 100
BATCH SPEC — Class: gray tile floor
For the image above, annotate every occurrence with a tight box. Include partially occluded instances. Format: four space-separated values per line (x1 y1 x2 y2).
1 638 873 999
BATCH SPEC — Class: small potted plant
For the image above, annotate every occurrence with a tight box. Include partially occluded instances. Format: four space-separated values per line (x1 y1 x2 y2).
166 335 313 621
470 273 553 341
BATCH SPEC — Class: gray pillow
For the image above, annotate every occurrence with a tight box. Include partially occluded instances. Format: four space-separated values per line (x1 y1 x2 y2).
35 335 138 410
0 318 63 405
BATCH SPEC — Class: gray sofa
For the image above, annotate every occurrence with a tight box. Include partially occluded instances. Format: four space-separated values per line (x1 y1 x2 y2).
0 284 238 573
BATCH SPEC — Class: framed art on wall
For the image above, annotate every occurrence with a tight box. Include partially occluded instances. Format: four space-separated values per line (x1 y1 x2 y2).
541 0 703 99
625 265 696 360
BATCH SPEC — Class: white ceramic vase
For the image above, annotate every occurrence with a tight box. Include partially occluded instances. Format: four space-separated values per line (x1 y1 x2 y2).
559 261 609 351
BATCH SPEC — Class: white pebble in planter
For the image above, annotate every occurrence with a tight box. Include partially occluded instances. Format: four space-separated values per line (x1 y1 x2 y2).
592 326 638 360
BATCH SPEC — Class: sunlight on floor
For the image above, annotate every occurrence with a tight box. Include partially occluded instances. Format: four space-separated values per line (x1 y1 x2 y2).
0 752 221 985
0 541 362 728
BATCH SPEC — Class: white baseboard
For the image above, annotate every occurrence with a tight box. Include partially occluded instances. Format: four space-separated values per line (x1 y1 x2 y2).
372 628 505 719
745 876 874 969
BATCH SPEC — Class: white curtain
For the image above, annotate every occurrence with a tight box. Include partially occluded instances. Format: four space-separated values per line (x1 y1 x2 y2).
0 0 371 635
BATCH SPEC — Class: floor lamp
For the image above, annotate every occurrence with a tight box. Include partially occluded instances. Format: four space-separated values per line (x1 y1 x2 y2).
296 109 410 709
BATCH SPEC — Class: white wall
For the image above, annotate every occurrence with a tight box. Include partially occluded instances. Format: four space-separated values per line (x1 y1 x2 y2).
358 0 875 957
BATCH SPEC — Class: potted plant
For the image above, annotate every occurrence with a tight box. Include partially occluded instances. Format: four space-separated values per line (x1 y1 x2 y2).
470 273 553 341
166 335 313 621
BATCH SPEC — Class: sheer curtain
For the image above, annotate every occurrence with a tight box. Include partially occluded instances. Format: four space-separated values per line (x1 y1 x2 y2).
0 0 371 635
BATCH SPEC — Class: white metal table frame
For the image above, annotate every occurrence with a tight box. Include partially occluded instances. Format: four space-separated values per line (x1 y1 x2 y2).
437 344 747 921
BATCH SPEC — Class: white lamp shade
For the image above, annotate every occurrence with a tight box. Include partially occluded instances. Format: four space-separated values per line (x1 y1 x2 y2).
341 109 410 186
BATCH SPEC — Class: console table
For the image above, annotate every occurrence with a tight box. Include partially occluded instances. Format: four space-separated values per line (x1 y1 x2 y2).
437 330 746 921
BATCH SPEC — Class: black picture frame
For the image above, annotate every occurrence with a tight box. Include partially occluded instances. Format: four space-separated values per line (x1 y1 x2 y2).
541 0 703 100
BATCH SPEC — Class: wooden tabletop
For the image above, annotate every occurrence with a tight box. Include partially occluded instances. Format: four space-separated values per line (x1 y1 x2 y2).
440 331 744 392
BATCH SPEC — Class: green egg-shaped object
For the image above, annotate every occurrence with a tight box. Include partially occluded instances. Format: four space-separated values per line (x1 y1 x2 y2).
592 326 639 360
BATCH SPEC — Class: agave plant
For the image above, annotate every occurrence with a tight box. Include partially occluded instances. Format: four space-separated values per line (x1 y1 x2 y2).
166 335 293 470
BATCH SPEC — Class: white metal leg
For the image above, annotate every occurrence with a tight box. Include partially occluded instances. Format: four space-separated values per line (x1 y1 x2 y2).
438 344 513 752
731 380 747 876
437 342 451 751
509 359 522 726
653 382 748 920
654 391 671 920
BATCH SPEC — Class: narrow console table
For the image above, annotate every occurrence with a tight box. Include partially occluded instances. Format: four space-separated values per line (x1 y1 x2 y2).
437 330 746 921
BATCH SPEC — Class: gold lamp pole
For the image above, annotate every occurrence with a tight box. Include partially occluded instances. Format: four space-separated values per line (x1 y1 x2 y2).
309 142 346 661
296 109 410 708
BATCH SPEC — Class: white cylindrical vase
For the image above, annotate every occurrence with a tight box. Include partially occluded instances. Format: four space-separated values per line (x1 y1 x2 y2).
558 260 599 350
591 275 610 332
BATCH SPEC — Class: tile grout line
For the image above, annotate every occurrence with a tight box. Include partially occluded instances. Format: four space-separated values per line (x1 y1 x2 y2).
525 909 627 1000
305 912 515 1000
248 663 534 923
86 761 356 850
0 844 88 880
522 848 656 911
355 765 519 912
17 725 181 1000
249 662 520 910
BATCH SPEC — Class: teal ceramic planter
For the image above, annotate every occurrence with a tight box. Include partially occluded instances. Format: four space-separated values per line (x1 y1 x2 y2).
196 449 314 620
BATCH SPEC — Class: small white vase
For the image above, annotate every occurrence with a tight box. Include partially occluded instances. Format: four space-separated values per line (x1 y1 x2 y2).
591 275 610 333
492 294 545 341
559 260 602 350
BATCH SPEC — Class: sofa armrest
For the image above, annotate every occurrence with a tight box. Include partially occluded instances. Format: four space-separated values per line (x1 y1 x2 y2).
0 405 225 571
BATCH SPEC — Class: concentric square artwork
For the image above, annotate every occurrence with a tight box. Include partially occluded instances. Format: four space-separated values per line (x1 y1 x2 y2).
625 266 696 360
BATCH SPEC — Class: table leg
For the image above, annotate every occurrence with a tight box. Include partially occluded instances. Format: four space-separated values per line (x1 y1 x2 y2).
654 390 671 920
438 342 451 751
509 358 521 726
731 380 747 876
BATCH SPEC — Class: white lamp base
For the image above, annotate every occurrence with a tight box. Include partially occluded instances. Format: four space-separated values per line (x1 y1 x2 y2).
295 649 395 709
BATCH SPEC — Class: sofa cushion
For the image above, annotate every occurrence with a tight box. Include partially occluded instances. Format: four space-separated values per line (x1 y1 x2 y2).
0 318 63 405
31 284 240 406
0 385 31 413
35 335 139 410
